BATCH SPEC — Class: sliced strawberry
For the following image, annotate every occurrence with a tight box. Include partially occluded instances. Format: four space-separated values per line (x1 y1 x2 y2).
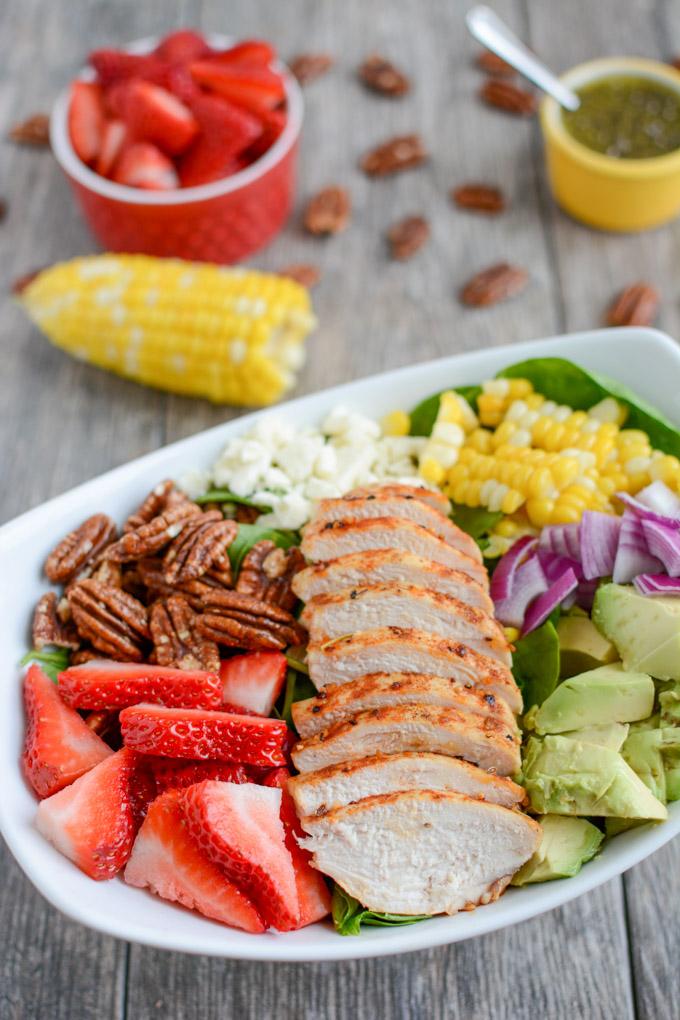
264 768 331 927
122 80 198 155
182 780 299 930
89 49 168 87
164 63 202 104
179 95 261 187
68 81 105 164
244 107 287 162
210 40 276 66
58 660 222 711
112 142 179 190
124 789 265 932
155 29 210 64
95 118 127 177
23 664 112 799
35 747 150 879
149 757 251 794
189 61 286 114
219 652 286 716
120 703 289 766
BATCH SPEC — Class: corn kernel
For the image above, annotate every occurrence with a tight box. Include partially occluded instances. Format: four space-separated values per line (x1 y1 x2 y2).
525 497 556 528
507 378 533 398
550 457 580 488
503 626 520 643
526 393 545 410
588 397 627 425
478 393 505 427
419 457 445 486
527 466 555 498
491 421 518 448
501 489 524 514
550 502 582 524
495 518 521 537
466 428 493 454
381 410 410 436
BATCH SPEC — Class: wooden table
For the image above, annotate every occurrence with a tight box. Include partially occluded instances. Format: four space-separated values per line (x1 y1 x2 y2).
1 0 679 1016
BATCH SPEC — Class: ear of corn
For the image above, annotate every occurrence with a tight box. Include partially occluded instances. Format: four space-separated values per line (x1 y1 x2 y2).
17 255 317 407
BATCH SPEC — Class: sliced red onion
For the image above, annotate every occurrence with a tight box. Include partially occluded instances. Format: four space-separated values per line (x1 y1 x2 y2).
633 573 680 597
641 519 680 577
490 535 538 603
612 511 663 584
538 523 581 562
538 548 582 582
616 485 680 529
493 555 547 628
523 567 579 635
575 577 599 611
579 511 622 580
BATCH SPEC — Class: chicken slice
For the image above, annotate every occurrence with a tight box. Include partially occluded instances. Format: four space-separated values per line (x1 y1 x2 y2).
307 627 522 713
291 549 492 607
301 584 511 667
292 672 517 739
290 703 521 776
288 752 526 817
300 517 487 586
299 790 541 915
347 482 451 516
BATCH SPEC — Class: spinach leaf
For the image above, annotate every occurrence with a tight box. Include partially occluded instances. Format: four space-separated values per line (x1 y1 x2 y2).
450 503 502 541
331 885 431 936
280 668 317 727
195 489 273 510
409 385 483 436
512 620 560 711
498 358 680 457
19 647 70 682
227 524 299 577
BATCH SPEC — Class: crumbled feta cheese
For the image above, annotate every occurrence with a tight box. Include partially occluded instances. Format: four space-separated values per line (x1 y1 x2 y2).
180 468 211 500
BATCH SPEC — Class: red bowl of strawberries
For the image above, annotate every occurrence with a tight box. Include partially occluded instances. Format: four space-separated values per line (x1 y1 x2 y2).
50 30 303 263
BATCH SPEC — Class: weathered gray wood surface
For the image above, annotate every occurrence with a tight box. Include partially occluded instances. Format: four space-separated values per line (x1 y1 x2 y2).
0 0 678 1017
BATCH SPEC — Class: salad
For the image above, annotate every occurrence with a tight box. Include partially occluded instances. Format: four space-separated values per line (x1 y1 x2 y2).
20 356 680 935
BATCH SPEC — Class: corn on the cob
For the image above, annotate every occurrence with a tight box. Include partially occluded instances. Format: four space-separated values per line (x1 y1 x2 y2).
17 255 317 407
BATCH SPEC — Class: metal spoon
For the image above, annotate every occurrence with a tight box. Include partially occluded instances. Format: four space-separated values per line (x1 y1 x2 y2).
466 5 580 111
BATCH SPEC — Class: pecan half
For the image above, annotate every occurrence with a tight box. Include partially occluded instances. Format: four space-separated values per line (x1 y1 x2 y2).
32 592 80 650
360 134 427 176
162 511 237 584
480 78 536 115
196 590 305 650
606 283 660 327
10 113 50 145
358 53 410 96
91 559 123 587
304 186 351 235
150 595 220 672
289 52 334 85
106 503 200 562
452 183 506 214
236 541 305 611
460 263 528 308
476 50 515 76
279 263 321 289
137 558 233 610
45 514 117 584
68 580 149 661
85 709 121 746
387 215 430 261
70 647 101 666
124 480 195 533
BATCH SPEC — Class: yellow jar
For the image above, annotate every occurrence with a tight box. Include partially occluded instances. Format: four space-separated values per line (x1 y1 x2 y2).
541 57 680 232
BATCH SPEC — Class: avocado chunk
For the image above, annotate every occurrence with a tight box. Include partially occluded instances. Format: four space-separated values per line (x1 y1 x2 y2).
557 616 618 679
622 729 667 803
561 722 629 751
522 735 668 819
593 584 680 681
511 815 604 885
532 664 654 735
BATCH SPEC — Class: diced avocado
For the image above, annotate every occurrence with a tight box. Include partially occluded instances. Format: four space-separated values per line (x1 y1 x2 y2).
605 817 645 837
665 768 680 802
511 815 604 886
522 734 668 820
622 729 667 803
561 722 629 751
593 584 680 681
557 616 618 679
659 684 680 726
532 664 654 735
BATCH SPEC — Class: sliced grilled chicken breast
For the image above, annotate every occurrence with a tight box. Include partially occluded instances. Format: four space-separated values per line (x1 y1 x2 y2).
300 517 487 586
307 627 522 713
290 704 521 775
311 496 479 560
301 584 511 666
299 790 541 915
291 549 492 607
292 672 517 739
288 752 526 817
347 483 451 516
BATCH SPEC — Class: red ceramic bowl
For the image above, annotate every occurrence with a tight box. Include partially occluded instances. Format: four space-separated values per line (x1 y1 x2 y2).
50 35 303 263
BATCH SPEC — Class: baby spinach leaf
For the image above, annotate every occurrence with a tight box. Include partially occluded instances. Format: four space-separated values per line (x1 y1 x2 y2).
331 885 431 936
450 504 503 541
195 489 273 510
227 524 299 577
19 647 70 682
512 620 560 711
280 668 317 727
409 385 483 436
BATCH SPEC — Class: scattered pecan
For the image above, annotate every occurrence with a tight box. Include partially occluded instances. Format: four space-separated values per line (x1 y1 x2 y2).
279 264 321 289
162 511 237 584
304 186 351 235
45 513 117 584
150 595 220 672
460 263 529 308
70 647 101 666
9 113 50 146
236 541 305 611
387 215 430 260
124 480 195 533
606 283 660 327
289 52 334 85
476 50 515 76
106 503 201 562
31 592 80 650
480 78 536 115
358 53 410 96
196 590 305 650
68 580 149 661
360 134 427 176
451 183 506 214
11 267 43 295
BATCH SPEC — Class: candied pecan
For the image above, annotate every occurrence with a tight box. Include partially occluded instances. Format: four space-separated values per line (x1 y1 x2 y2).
68 580 149 662
360 134 427 176
124 480 195 532
162 511 237 584
32 592 80 650
150 595 220 672
387 215 430 261
84 709 121 746
70 647 101 666
476 50 515 76
91 558 123 587
480 78 536 115
451 183 506 214
137 558 233 610
606 283 660 327
304 186 351 235
45 513 117 584
236 541 305 611
9 113 50 145
289 53 334 85
460 263 529 308
279 263 321 289
358 53 410 96
106 503 200 562
196 589 305 650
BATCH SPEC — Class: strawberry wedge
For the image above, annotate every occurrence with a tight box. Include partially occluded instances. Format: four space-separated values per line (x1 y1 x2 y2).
68 81 106 164
154 29 210 64
23 664 112 799
219 652 286 716
113 142 179 190
36 747 153 879
149 757 252 794
125 789 265 932
182 780 299 930
179 95 261 187
189 61 285 114
122 80 198 155
120 704 289 766
58 660 222 711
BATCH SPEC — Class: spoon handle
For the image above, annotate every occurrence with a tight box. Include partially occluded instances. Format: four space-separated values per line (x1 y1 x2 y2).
466 5 580 111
